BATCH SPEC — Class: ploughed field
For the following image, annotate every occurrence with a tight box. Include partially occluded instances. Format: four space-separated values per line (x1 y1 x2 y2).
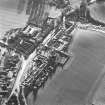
0 6 28 36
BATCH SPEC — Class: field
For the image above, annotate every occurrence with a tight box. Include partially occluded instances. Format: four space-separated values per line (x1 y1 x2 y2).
1 0 105 105
26 29 105 105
